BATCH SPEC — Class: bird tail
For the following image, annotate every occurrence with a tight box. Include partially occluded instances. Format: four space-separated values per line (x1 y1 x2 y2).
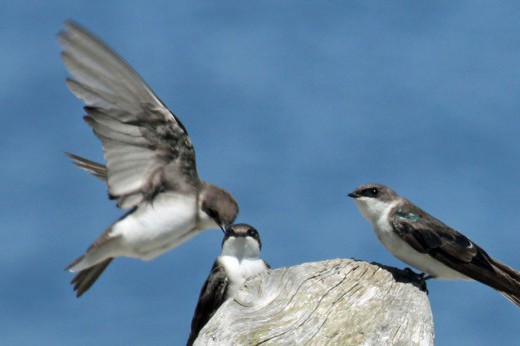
65 152 107 181
70 258 113 297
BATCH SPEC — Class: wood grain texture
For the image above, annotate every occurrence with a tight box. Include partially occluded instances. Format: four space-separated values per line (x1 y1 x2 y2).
194 259 433 346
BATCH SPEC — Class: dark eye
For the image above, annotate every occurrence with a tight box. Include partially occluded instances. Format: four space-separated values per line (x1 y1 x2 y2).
362 188 379 197
247 228 255 237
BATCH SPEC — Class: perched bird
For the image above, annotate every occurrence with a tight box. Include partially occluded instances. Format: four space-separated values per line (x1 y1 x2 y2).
59 21 238 297
348 183 520 307
187 223 269 346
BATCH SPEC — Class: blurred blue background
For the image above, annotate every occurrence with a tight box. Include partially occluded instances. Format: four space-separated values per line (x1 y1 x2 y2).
2 1 520 345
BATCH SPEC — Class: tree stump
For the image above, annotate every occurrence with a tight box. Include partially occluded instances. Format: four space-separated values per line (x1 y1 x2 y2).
194 258 433 345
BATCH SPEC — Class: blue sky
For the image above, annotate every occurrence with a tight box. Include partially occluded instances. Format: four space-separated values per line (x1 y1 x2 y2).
2 1 520 345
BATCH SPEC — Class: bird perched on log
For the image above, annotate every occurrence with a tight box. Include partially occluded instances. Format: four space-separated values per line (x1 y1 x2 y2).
59 21 238 297
187 224 269 346
348 183 520 307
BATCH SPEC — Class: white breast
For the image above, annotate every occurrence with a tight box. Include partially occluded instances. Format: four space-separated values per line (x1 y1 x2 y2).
219 256 267 299
110 192 199 259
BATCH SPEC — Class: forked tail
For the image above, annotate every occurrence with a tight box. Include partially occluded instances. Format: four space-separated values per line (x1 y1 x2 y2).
70 258 113 297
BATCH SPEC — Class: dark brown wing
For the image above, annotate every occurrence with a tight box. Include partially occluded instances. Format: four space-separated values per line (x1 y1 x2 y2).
187 261 229 346
390 204 520 294
59 21 198 210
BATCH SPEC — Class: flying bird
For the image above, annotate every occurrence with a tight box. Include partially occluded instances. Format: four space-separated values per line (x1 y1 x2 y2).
59 21 238 297
187 223 269 346
348 183 520 306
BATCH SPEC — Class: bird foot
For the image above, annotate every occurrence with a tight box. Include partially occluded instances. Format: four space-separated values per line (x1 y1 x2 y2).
403 267 430 294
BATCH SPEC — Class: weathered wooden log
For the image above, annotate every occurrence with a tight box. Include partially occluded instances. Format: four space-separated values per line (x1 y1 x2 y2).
194 258 434 345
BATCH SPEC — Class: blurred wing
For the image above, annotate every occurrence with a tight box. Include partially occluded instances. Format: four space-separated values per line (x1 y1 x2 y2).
59 21 198 209
187 262 228 345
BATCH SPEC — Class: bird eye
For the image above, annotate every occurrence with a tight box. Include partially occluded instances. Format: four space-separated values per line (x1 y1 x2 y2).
226 227 235 236
362 187 379 197
247 228 255 236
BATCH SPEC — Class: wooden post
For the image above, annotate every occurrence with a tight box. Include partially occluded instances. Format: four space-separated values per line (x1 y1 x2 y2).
195 258 434 345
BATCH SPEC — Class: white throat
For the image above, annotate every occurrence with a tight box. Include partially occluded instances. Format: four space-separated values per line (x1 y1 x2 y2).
221 237 260 260
219 236 265 299
354 197 397 227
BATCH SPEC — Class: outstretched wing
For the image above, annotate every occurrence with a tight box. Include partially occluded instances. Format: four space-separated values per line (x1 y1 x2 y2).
187 261 229 345
59 21 199 209
390 204 520 294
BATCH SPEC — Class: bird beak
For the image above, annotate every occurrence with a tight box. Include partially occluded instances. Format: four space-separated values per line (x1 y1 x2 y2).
348 192 359 199
219 224 227 234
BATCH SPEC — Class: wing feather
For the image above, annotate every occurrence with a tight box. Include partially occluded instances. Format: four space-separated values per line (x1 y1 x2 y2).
59 20 198 209
187 262 228 345
391 204 519 293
